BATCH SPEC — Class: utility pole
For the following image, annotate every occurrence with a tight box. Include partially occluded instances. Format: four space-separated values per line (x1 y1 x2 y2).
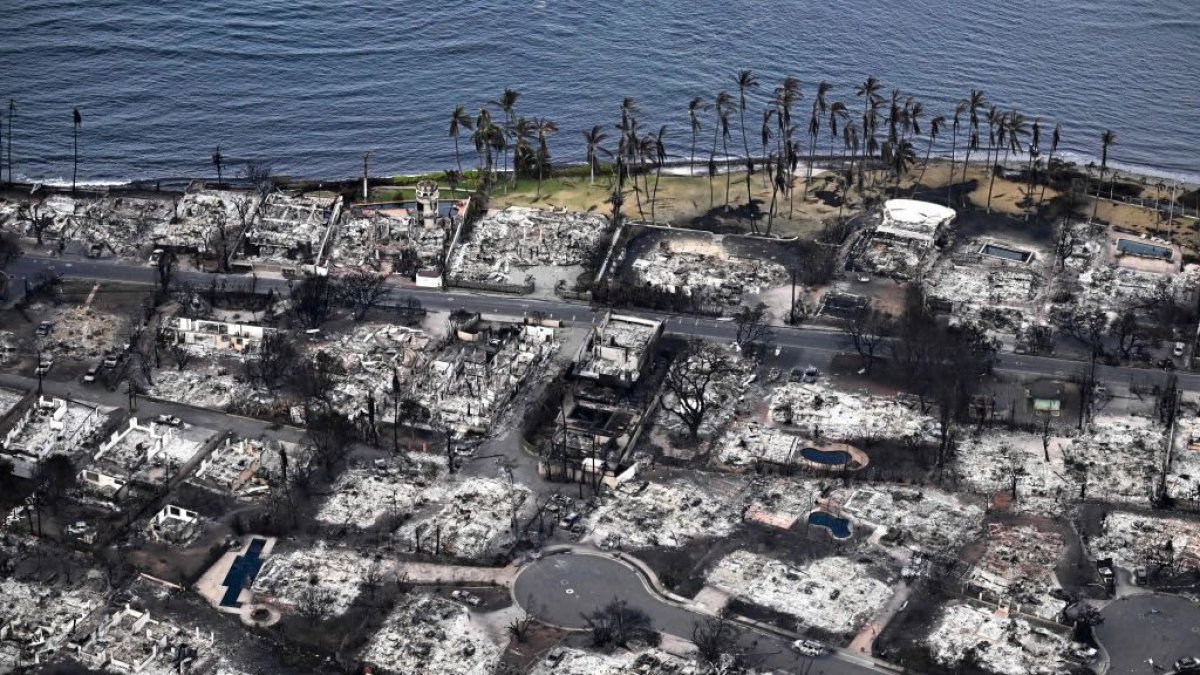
362 150 373 202
790 268 798 325
392 368 400 455
35 348 43 396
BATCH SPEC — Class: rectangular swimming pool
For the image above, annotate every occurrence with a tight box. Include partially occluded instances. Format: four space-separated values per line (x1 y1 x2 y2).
1117 238 1172 260
979 243 1033 263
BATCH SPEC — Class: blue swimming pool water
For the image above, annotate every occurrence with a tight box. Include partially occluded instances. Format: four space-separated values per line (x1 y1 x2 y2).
981 244 1033 262
800 447 852 465
808 511 852 539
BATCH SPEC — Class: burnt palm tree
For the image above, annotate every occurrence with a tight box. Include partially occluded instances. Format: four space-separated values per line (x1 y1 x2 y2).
986 109 1026 213
916 115 945 187
1038 123 1062 209
1092 129 1116 221
650 125 668 222
582 125 608 185
947 101 968 205
211 146 224 187
534 117 557 200
884 138 917 195
760 108 775 189
1024 118 1041 214
960 89 988 196
709 91 733 209
854 77 883 189
687 97 708 178
803 82 832 201
491 88 520 186
734 70 759 204
448 105 474 174
71 108 82 192
827 101 848 172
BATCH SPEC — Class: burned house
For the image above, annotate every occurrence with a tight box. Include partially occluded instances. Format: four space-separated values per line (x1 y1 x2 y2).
78 417 204 497
73 605 214 674
857 199 956 279
236 191 341 272
0 394 107 479
572 313 663 388
160 317 274 354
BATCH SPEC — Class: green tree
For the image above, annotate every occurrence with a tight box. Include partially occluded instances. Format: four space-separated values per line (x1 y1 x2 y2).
534 117 557 200
582 124 608 185
448 105 473 175
491 88 520 186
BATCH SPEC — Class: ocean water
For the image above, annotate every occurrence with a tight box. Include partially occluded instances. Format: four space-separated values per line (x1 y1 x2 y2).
1 0 1197 184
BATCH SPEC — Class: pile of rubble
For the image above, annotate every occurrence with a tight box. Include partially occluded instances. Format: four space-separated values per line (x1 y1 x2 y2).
706 551 891 634
449 207 608 284
331 207 447 274
0 578 101 669
927 602 1071 675
955 415 1166 512
394 478 531 560
240 191 339 265
767 383 935 443
1072 263 1200 313
858 239 925 279
317 323 437 415
745 477 826 529
1 194 174 256
1089 510 1200 573
531 647 693 675
155 190 253 253
252 543 373 616
967 524 1066 621
148 366 260 411
361 593 499 675
829 485 984 556
1167 413 1200 501
37 306 128 363
316 456 445 529
75 605 217 675
923 259 1045 331
629 243 787 305
586 476 745 549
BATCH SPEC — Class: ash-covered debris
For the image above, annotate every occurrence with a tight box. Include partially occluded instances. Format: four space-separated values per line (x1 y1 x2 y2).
393 477 532 560
585 476 746 549
449 207 609 284
360 593 500 675
706 551 892 634
926 602 1071 675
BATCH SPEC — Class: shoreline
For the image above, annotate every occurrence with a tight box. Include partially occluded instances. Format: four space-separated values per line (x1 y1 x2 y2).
8 154 1199 194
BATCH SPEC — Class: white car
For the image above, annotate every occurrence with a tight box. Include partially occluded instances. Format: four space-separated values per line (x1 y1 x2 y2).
1174 341 1186 357
155 414 182 427
791 639 826 657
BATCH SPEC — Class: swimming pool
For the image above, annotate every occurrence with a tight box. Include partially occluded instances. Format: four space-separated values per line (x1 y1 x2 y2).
800 447 852 466
808 511 852 539
980 243 1033 263
1117 238 1172 260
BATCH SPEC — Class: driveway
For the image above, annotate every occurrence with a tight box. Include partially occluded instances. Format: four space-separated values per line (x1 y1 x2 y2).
514 552 888 675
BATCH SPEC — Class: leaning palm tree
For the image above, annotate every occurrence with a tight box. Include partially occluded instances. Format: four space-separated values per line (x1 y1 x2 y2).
687 97 707 177
533 117 557 200
1092 129 1116 221
490 88 520 186
734 70 759 204
448 105 474 174
986 109 1027 213
211 146 224 187
71 108 82 192
582 125 608 185
916 115 945 187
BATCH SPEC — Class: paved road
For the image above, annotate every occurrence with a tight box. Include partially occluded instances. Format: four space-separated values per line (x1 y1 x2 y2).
1094 593 1200 674
6 253 1198 392
514 553 888 675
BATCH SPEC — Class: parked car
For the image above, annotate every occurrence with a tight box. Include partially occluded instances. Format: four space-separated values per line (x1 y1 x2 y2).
791 640 826 657
102 353 120 368
34 360 53 376
1175 657 1200 673
35 321 53 337
1174 341 1187 357
155 414 182 427
82 366 99 383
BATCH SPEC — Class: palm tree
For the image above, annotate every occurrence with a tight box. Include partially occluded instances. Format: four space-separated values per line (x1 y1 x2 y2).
687 97 707 178
986 109 1026 213
916 115 944 187
71 108 82 193
734 70 760 204
855 77 882 190
650 125 668 222
1092 129 1116 221
1038 123 1061 210
760 108 775 188
1024 118 1041 214
841 124 860 221
211 146 224 187
960 89 987 197
709 91 733 209
534 117 557 200
947 101 967 205
511 117 535 178
805 81 832 201
472 108 496 176
491 88 520 186
884 138 917 195
448 105 473 174
582 125 608 185
827 101 848 172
